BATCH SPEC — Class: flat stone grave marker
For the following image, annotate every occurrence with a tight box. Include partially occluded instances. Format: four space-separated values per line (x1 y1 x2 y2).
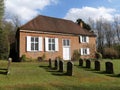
59 60 64 72
105 62 114 74
94 60 100 71
86 59 91 68
67 61 73 76
79 58 83 66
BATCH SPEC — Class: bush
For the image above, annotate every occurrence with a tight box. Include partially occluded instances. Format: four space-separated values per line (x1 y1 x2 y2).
95 52 102 60
104 47 119 59
20 54 27 62
72 50 81 60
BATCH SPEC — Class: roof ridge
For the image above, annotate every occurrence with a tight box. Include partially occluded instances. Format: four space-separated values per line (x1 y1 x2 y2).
38 15 74 23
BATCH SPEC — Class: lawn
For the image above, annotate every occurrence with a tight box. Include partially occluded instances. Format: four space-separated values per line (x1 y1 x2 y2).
0 59 120 90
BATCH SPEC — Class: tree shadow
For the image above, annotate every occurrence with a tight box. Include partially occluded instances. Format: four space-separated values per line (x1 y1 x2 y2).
39 65 58 72
0 68 7 70
106 74 120 78
39 65 50 72
0 71 7 75
39 65 68 76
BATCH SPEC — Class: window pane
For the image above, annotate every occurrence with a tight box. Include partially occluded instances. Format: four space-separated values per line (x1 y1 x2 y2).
82 36 87 42
85 49 87 54
31 43 34 50
67 40 69 46
63 40 66 46
49 44 51 51
35 37 38 42
31 37 34 42
52 44 55 51
35 43 38 50
48 39 51 43
52 39 55 43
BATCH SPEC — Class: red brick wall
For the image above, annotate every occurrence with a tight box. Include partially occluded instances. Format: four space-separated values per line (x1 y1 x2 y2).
19 30 96 60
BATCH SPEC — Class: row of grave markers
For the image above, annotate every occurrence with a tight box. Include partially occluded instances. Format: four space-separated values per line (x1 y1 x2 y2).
49 59 73 76
79 59 114 74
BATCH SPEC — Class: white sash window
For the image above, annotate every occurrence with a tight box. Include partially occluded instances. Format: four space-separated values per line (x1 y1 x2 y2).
80 48 90 55
79 35 89 43
45 37 59 52
26 36 42 52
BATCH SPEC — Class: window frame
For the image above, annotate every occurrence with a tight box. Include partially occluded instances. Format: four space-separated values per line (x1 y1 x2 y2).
79 35 89 43
31 37 39 51
80 48 90 55
63 39 70 47
48 38 55 51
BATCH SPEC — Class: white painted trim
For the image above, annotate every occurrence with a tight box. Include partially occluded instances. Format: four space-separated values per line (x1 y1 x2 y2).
38 37 43 51
45 37 49 51
55 38 59 51
26 36 31 51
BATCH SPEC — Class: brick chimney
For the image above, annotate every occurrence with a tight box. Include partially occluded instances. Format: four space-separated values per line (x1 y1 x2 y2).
80 22 83 28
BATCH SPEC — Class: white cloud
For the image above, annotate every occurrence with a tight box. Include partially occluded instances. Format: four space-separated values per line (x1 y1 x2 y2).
108 0 112 2
64 7 117 22
5 0 58 22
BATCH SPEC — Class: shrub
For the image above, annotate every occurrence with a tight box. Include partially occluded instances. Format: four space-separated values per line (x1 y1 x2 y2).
95 52 102 60
56 56 62 60
72 50 81 60
20 54 27 62
104 47 119 59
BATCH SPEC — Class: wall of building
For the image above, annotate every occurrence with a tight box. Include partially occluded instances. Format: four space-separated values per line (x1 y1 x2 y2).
19 30 96 60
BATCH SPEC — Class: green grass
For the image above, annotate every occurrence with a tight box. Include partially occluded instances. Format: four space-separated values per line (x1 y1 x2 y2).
0 59 120 90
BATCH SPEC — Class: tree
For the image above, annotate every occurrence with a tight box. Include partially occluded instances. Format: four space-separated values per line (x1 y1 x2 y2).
0 29 10 59
0 0 4 22
76 19 91 31
114 16 120 44
103 21 115 47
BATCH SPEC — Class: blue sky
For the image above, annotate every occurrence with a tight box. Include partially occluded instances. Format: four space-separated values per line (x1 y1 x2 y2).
5 0 120 23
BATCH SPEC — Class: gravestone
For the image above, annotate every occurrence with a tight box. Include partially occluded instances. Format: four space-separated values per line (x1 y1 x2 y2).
7 58 12 74
105 62 114 74
79 58 83 66
54 59 58 70
94 60 100 71
86 59 91 68
59 60 64 72
48 58 52 68
67 61 73 76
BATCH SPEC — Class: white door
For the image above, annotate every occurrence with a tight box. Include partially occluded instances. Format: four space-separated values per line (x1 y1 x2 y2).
63 39 70 60
63 47 70 60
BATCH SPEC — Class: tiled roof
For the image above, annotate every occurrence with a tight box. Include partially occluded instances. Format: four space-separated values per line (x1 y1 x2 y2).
20 15 95 36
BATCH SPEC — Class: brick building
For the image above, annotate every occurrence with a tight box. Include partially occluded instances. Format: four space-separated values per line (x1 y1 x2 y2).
16 15 96 61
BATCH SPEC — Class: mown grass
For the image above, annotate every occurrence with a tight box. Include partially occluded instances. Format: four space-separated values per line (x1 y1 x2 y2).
0 59 120 90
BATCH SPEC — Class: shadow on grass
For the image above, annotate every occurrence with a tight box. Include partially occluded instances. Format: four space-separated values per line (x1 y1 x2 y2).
52 72 68 76
0 71 7 75
39 65 68 76
75 65 96 71
75 65 118 77
106 74 120 78
0 68 7 75
0 68 7 70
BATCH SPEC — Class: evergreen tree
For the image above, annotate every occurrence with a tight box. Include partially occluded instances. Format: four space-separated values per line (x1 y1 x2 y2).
0 29 10 59
0 0 10 59
0 0 4 22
